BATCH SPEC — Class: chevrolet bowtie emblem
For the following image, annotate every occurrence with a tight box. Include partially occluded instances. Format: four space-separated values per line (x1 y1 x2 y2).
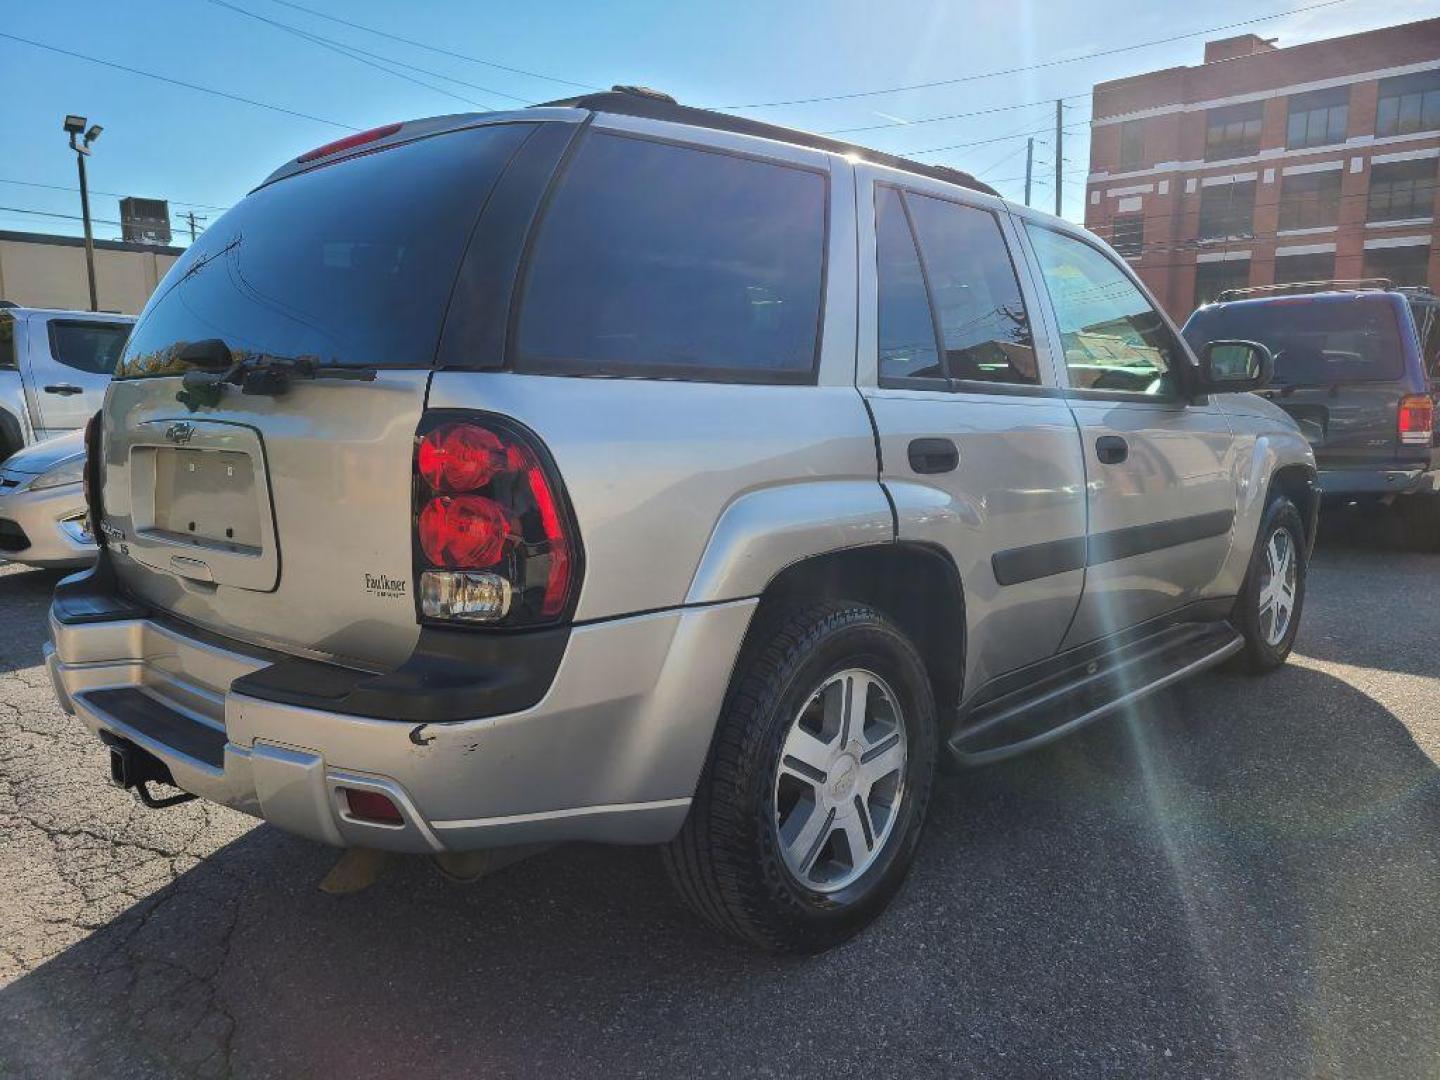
165 422 195 444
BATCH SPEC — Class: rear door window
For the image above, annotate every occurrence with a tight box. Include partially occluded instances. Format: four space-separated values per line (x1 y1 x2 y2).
875 187 943 384
514 132 827 383
47 320 131 375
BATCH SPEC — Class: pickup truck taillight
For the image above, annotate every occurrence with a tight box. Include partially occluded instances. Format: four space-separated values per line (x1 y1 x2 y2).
1398 394 1434 447
412 413 580 626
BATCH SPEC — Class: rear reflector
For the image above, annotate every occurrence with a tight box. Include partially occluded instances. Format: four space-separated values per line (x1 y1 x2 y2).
342 787 403 825
1398 394 1434 446
298 122 403 163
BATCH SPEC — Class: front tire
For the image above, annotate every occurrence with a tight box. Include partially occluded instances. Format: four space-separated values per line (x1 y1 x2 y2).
1233 495 1307 673
663 602 937 953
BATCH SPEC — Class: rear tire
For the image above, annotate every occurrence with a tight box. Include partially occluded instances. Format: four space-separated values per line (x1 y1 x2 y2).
662 602 937 953
1233 495 1307 673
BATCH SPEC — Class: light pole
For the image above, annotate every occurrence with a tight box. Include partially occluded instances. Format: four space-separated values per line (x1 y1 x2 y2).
63 114 103 312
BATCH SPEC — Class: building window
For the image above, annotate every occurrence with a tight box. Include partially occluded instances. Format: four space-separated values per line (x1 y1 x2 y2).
1205 102 1264 161
1111 215 1144 257
1286 87 1349 149
1120 120 1145 170
1376 70 1440 138
1368 158 1437 223
1198 181 1256 239
1194 260 1251 309
1363 244 1432 288
1278 170 1342 230
1274 251 1336 285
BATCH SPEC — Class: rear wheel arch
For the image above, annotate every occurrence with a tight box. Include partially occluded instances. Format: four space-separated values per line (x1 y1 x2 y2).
749 543 966 716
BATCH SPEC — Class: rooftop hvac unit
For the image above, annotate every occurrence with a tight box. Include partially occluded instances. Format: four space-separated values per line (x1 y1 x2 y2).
119 197 172 245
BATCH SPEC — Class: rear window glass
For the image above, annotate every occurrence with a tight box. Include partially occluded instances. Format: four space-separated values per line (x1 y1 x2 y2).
0 313 14 370
48 320 131 375
1184 298 1406 384
118 123 535 376
515 132 827 383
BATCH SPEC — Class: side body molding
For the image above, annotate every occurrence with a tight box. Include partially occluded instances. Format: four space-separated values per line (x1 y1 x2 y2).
684 480 895 605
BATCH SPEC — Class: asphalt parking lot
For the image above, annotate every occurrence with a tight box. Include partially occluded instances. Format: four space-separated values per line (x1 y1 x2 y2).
0 511 1436 1079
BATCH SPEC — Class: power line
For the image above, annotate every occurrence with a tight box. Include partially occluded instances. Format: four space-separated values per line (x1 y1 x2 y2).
907 119 1091 158
0 30 359 130
0 177 232 213
821 93 1091 136
207 0 524 110
262 0 599 92
723 0 1352 108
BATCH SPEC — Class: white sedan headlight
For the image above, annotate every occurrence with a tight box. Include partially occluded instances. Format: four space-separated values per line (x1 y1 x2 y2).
29 454 86 491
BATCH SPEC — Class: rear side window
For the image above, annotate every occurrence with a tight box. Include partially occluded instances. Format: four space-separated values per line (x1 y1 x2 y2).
515 133 826 383
875 188 942 382
119 123 535 376
904 193 1037 386
48 320 131 375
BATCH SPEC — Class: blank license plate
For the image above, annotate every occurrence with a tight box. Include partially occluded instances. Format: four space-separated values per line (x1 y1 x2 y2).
150 448 262 554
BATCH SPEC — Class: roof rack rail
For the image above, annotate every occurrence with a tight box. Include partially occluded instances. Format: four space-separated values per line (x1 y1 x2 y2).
533 86 1000 199
1394 284 1437 298
1215 278 1395 303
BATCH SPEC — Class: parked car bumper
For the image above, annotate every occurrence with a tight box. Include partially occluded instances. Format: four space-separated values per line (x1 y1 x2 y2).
0 475 96 568
1316 466 1438 498
47 564 754 853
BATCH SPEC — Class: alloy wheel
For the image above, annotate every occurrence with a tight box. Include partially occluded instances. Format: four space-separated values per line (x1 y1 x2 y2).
1258 525 1298 646
773 668 908 893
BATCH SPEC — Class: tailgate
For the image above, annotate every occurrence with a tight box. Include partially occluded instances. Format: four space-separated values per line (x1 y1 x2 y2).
102 374 429 668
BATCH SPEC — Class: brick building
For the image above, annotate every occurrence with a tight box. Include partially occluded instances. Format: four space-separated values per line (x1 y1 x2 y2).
1085 18 1440 320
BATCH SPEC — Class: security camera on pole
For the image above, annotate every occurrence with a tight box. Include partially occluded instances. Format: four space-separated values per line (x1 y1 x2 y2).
62 114 103 312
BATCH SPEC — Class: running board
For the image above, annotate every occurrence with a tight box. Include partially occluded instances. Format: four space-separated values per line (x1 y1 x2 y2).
948 622 1243 766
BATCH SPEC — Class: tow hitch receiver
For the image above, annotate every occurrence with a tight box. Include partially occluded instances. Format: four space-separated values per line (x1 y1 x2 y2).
100 731 198 809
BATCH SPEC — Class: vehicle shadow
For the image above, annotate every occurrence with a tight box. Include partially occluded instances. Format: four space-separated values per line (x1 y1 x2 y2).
1 663 1435 1079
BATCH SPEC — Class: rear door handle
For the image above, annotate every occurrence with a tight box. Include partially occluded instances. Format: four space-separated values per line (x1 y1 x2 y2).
43 384 83 396
1095 435 1129 464
908 437 959 474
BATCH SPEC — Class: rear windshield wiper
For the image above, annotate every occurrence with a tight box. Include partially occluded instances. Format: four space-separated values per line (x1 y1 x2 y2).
179 339 376 402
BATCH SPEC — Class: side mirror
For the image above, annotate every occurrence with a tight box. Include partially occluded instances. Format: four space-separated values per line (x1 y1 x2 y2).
1196 339 1273 394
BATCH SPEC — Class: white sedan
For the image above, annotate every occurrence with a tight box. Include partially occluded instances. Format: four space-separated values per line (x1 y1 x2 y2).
0 430 94 568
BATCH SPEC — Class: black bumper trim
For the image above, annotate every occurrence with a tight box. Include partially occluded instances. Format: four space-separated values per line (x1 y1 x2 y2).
54 552 571 724
84 687 226 768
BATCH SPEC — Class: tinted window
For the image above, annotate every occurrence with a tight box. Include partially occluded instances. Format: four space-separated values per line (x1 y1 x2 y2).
1194 260 1251 309
1120 120 1145 170
1027 224 1180 396
48 320 130 375
1377 70 1440 138
1184 298 1405 384
1363 244 1432 289
1111 215 1144 258
875 188 941 383
516 133 826 382
119 123 534 376
1368 159 1437 223
906 193 1037 386
0 313 14 370
1274 252 1336 285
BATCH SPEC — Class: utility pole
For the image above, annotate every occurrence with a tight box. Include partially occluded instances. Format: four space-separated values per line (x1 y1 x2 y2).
1054 99 1063 218
63 115 103 312
181 210 206 244
1024 137 1034 207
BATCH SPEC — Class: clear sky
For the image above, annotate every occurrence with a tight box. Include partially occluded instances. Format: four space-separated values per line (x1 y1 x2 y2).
1 0 1433 247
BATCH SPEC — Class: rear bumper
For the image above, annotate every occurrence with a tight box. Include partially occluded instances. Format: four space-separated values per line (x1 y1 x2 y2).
1316 466 1437 497
47 569 754 853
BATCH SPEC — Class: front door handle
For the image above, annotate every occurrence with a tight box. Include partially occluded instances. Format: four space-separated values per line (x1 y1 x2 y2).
43 384 83 396
1095 435 1129 464
908 437 959 474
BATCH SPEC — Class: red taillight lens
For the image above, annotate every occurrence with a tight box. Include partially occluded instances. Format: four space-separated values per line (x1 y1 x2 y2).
412 416 580 625
418 494 512 567
342 787 403 825
297 122 402 163
418 423 507 493
1398 394 1434 446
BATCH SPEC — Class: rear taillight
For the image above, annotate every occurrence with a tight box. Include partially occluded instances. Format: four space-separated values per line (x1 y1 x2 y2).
412 414 580 626
1398 394 1434 446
